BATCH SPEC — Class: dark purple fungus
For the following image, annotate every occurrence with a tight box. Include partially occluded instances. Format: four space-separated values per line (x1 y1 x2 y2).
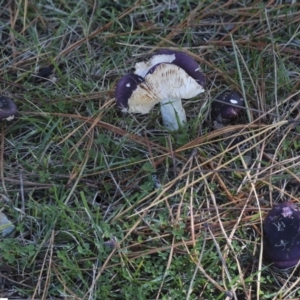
211 90 245 123
34 65 54 83
115 73 144 111
0 96 17 121
263 202 300 269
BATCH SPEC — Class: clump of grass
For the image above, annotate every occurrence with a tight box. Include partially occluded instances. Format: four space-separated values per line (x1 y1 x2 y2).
1 0 300 299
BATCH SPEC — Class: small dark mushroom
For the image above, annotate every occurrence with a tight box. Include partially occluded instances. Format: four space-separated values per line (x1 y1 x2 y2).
211 90 245 123
0 96 17 121
263 202 300 269
34 65 54 83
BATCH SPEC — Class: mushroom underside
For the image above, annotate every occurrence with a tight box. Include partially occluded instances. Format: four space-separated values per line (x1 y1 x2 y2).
121 63 204 130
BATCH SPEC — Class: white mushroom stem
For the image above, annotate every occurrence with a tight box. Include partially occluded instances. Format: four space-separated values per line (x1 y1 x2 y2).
160 98 186 130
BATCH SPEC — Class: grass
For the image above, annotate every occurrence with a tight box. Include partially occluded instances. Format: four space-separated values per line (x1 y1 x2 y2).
1 0 300 299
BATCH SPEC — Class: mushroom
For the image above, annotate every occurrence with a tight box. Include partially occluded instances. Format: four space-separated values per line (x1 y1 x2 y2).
115 73 146 112
263 202 300 269
211 90 245 124
211 90 248 153
115 49 205 130
34 65 54 83
0 96 17 121
0 212 15 237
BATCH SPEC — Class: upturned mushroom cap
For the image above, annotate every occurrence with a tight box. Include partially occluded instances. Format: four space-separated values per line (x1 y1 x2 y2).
115 63 204 115
135 49 206 87
263 202 300 269
115 52 205 130
34 65 54 83
0 96 17 121
211 90 244 123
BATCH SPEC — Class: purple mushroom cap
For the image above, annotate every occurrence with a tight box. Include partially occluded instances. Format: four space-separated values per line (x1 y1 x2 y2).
115 73 144 110
211 90 245 123
153 49 206 87
263 202 300 269
34 65 54 83
0 96 17 121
